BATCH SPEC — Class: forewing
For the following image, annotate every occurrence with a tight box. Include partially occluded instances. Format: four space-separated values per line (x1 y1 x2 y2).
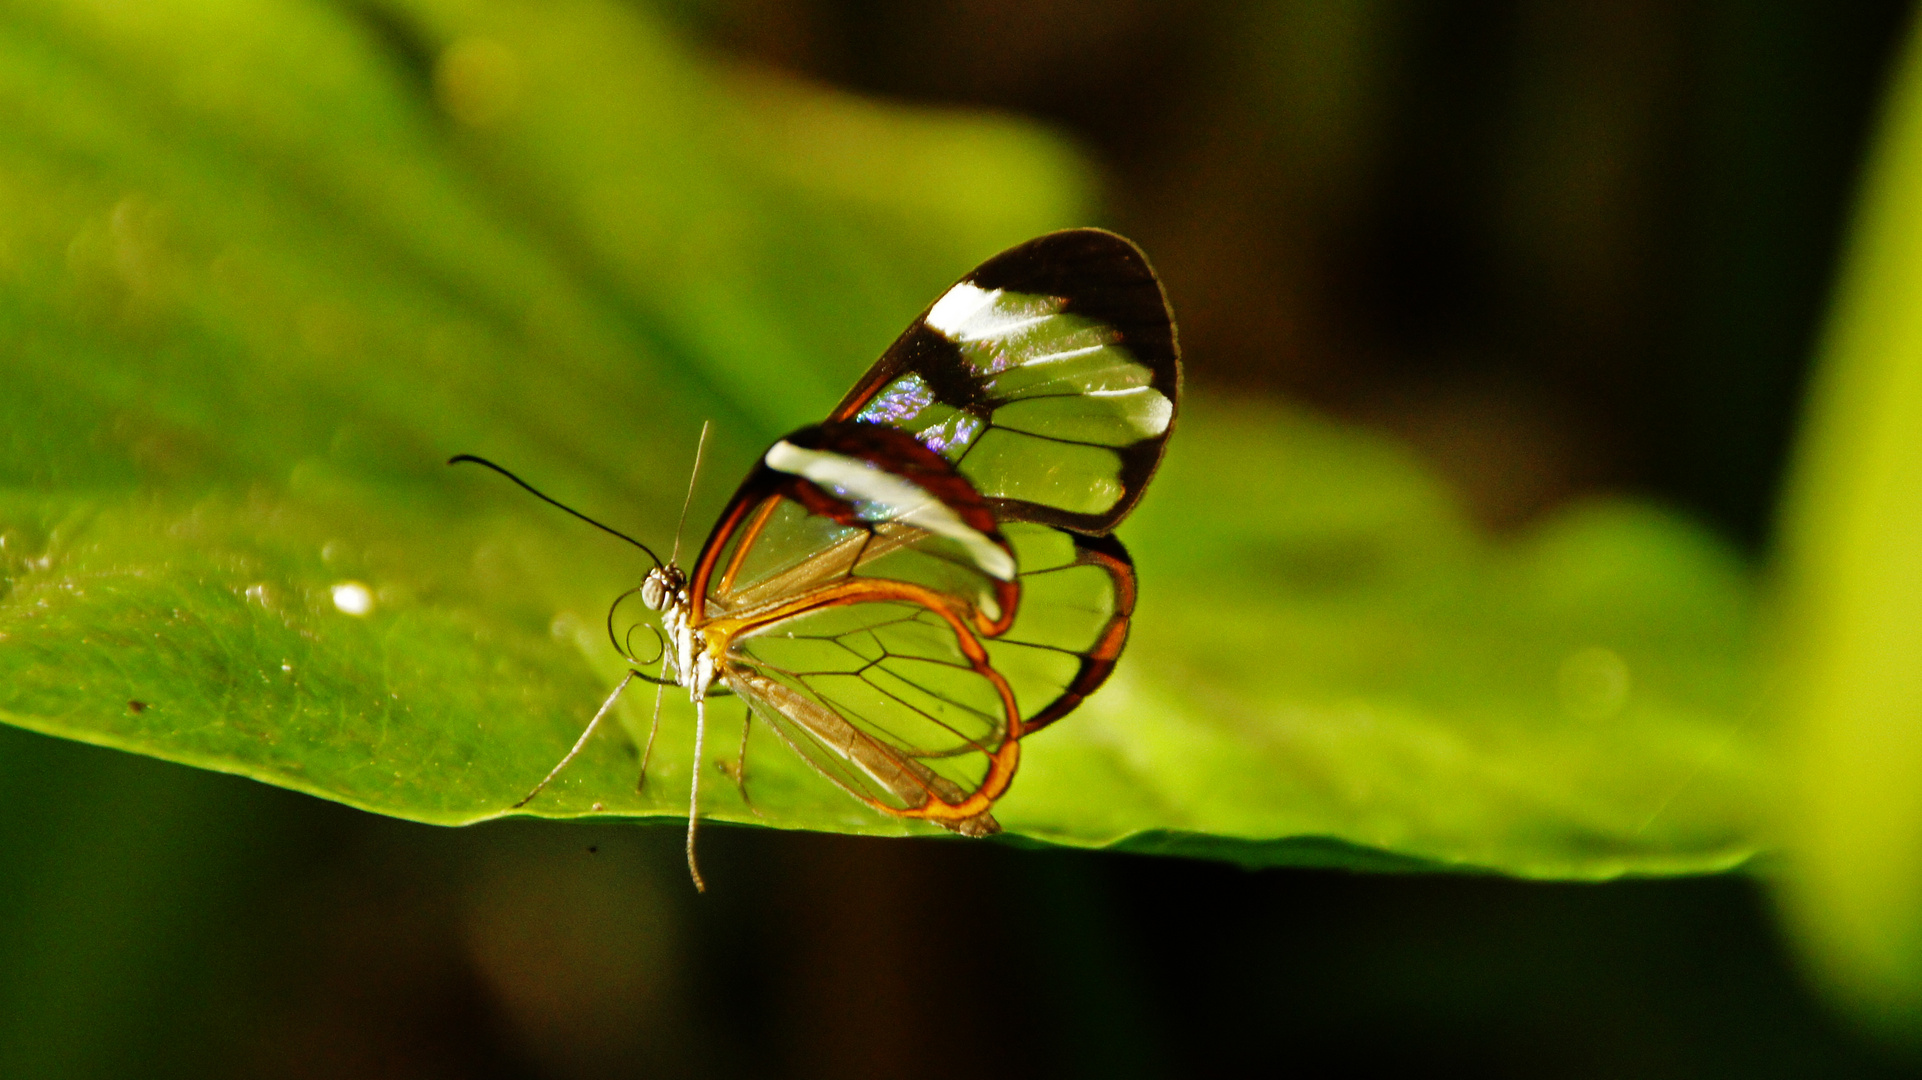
721 596 1018 834
832 228 1181 535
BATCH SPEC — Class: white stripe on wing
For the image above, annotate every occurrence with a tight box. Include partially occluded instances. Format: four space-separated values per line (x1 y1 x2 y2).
764 441 1017 582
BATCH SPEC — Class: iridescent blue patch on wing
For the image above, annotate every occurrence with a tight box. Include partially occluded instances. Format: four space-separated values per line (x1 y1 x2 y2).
856 373 934 425
919 414 983 456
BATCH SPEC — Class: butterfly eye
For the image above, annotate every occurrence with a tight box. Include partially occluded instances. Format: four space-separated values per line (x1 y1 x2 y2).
640 571 667 611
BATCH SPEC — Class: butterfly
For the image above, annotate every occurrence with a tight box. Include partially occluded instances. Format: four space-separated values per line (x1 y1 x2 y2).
454 228 1180 889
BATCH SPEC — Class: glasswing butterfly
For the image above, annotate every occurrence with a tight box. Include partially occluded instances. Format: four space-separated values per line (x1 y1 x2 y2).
454 228 1180 889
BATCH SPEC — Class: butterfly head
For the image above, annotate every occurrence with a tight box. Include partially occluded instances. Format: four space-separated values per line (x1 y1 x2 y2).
640 564 687 612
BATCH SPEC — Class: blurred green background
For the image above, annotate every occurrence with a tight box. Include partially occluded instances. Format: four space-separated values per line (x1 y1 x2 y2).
6 0 1922 1075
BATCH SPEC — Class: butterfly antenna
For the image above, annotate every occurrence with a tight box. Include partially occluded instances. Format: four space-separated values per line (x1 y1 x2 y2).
669 421 712 567
450 455 664 569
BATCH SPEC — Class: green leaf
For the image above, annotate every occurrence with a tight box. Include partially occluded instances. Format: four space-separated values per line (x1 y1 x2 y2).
0 0 1765 877
1774 16 1922 1035
1035 402 1765 875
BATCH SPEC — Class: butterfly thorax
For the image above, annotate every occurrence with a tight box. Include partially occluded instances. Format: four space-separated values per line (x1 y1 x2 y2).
643 565 720 702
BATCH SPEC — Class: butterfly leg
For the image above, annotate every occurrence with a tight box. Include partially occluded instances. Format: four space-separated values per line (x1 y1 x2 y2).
729 704 763 818
514 669 640 809
635 678 667 795
685 696 709 893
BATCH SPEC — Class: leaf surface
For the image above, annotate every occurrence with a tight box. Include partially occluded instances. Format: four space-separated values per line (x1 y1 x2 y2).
0 0 1766 877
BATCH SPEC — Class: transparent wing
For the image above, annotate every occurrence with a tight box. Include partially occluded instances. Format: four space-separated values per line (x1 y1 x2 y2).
716 521 1135 832
989 522 1136 733
721 595 1019 836
831 228 1181 535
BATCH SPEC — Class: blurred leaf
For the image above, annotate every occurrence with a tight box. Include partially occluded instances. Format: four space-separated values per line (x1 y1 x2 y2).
0 725 291 1079
0 0 1765 877
1776 15 1922 1035
1036 402 1764 876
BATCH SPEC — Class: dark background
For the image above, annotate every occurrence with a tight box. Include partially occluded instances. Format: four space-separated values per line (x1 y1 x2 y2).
702 0 1906 544
4 2 1919 1077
